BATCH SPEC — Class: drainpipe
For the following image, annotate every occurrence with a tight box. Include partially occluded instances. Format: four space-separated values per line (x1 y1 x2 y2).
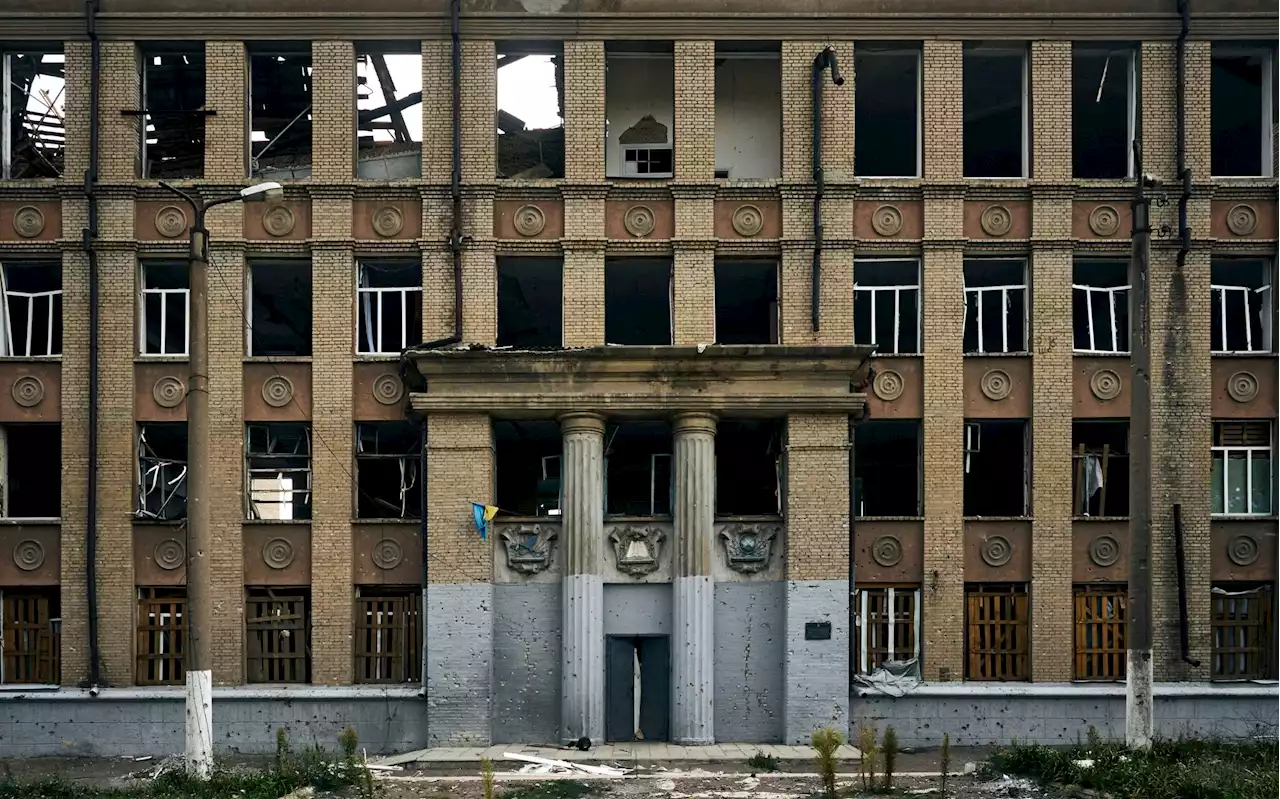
1176 0 1191 270
810 48 844 334
1173 504 1200 666
82 0 104 694
419 416 429 694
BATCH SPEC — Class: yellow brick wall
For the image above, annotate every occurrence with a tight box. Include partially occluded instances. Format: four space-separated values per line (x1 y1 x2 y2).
563 247 605 347
426 415 494 584
785 414 851 582
312 42 355 181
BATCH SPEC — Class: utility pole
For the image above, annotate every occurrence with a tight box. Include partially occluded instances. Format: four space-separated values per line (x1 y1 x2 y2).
160 181 282 778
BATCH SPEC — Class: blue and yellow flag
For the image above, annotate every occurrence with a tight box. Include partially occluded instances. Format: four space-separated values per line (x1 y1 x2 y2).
472 503 499 540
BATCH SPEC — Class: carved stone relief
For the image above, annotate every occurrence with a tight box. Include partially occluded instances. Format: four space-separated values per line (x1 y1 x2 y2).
731 204 764 237
13 539 45 571
262 537 295 569
372 373 405 405
513 205 546 237
980 369 1012 401
11 375 44 408
623 205 656 238
13 206 45 238
372 206 405 238
1227 371 1259 403
153 376 186 408
154 538 186 570
609 525 665 577
1088 535 1120 567
871 535 903 567
155 205 188 238
1226 204 1258 236
371 538 404 570
871 205 903 236
1227 534 1259 567
1090 369 1122 401
262 206 296 237
873 369 905 402
501 524 558 575
980 204 1012 237
262 375 294 408
980 535 1012 567
1088 205 1121 237
718 523 780 574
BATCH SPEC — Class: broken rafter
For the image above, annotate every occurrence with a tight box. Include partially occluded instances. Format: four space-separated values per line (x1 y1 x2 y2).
358 91 423 126
368 54 412 144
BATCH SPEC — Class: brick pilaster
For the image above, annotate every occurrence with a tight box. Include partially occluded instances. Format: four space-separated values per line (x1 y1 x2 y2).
563 41 605 184
311 41 355 181
923 41 963 182
205 42 247 181
98 42 140 181
563 246 605 347
674 41 715 183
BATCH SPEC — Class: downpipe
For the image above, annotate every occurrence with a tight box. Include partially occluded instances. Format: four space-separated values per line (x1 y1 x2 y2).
83 0 104 695
810 48 843 334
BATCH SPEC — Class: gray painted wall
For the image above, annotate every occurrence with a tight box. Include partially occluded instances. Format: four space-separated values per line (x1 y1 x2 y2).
604 583 672 636
493 583 561 744
713 581 784 742
427 583 494 745
783 579 850 744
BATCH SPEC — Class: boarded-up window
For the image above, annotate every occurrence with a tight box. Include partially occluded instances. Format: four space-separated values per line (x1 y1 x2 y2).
1211 584 1275 680
965 583 1029 681
245 589 310 683
854 585 920 675
354 589 422 684
136 587 186 685
1 590 60 684
1074 585 1126 681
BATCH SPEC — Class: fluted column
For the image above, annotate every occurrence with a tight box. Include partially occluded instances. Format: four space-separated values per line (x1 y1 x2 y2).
559 412 606 744
672 412 717 744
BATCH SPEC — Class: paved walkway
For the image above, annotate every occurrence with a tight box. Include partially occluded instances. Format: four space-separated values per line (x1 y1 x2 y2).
379 742 862 767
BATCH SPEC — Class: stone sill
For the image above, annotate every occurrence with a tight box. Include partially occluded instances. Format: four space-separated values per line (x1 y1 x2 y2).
857 682 1279 699
963 516 1032 522
1211 351 1277 358
135 355 189 363
0 356 60 362
0 685 423 702
856 516 924 522
244 356 312 363
963 351 1030 358
245 518 311 525
0 517 60 525
1073 351 1129 358
353 518 419 524
1073 516 1129 522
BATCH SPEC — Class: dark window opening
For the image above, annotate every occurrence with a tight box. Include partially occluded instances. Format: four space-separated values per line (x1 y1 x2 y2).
1072 421 1129 517
356 44 422 180
497 41 564 180
963 259 1026 354
714 41 782 180
245 588 310 683
357 259 422 354
606 41 675 179
1073 46 1133 179
715 259 778 345
141 44 206 179
0 260 62 357
356 421 422 519
606 421 672 516
854 420 921 517
963 45 1025 178
606 258 671 345
855 259 920 354
964 420 1028 517
1 423 61 518
2 49 65 179
137 422 188 521
1 589 61 685
141 260 190 356
250 46 312 179
246 423 311 520
1073 260 1130 353
717 419 782 516
855 44 920 177
1211 258 1273 353
1211 47 1272 177
495 420 561 517
249 259 311 356
497 257 562 348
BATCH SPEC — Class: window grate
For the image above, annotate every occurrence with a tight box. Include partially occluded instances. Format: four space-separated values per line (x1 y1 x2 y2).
136 588 186 685
354 591 422 684
245 590 310 683
854 585 920 675
965 584 1029 681
1074 585 1126 681
2 593 60 684
1211 584 1275 680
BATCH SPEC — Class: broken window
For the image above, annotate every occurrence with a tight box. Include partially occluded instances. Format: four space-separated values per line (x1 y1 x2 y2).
356 44 422 180
137 423 188 521
963 44 1027 178
854 43 921 178
0 260 61 357
1211 46 1275 178
605 258 671 345
963 259 1026 354
248 259 311 357
606 42 674 179
1212 421 1273 517
965 583 1029 681
354 587 422 684
497 41 564 180
1073 45 1135 179
854 420 921 517
855 259 920 354
357 259 422 354
714 41 781 180
245 588 310 683
854 585 920 675
249 46 312 179
356 421 422 520
136 587 186 686
715 259 778 345
1072 260 1130 354
0 423 61 519
1074 584 1126 681
246 423 311 520
1211 583 1276 680
139 44 206 179
716 419 782 516
1 48 64 179
1211 258 1273 353
497 257 562 348
140 260 189 356
495 420 561 517
963 420 1028 517
1072 421 1129 517
606 422 672 517
0 589 61 685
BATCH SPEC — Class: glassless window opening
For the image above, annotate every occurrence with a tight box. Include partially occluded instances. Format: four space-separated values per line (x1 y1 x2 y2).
0 423 62 519
497 42 564 180
605 258 672 346
136 422 188 521
716 419 783 517
1211 46 1275 178
247 259 312 357
357 260 422 355
605 422 672 517
853 420 922 517
246 423 312 520
605 44 675 180
1072 421 1130 517
1 49 65 179
496 257 563 348
356 46 423 180
963 420 1029 517
714 259 779 345
140 261 190 356
0 261 61 357
495 420 562 517
1211 259 1273 354
713 42 782 180
1211 421 1273 517
355 421 422 519
962 44 1027 179
855 259 920 354
963 259 1027 354
854 44 921 178
1073 260 1130 354
140 45 207 179
249 48 313 179
1072 45 1136 179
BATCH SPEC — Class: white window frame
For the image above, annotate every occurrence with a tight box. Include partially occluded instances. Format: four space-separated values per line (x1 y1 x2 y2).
621 143 673 178
855 47 923 179
357 263 422 355
1211 46 1276 180
854 258 922 354
1072 282 1131 354
139 263 191 357
0 263 61 357
963 261 1028 354
1211 282 1273 354
1212 424 1274 517
1073 46 1138 179
855 586 922 675
963 45 1029 180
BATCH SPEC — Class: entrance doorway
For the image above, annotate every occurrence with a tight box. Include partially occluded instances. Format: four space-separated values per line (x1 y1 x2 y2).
605 635 670 742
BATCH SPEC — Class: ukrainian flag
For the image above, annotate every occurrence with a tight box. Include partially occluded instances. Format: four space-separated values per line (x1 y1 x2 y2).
472 503 499 539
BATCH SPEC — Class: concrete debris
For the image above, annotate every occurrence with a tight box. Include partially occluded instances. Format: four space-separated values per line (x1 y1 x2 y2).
276 788 315 799
908 789 939 795
964 761 979 774
1073 759 1095 768
502 752 628 778
656 778 677 790
982 774 1043 796
738 775 760 790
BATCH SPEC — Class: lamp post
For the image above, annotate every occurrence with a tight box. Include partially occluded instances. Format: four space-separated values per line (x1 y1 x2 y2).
158 181 283 777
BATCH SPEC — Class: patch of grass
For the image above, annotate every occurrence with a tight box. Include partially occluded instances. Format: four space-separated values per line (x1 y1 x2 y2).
499 781 600 799
987 738 1279 799
746 751 780 772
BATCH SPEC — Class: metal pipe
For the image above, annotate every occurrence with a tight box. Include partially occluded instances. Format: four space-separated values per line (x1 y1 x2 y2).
1176 0 1191 267
83 0 103 693
1172 504 1200 666
810 47 843 334
419 416 429 692
448 0 464 344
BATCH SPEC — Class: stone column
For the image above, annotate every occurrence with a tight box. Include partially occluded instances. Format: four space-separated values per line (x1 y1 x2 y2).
559 412 606 744
672 412 717 745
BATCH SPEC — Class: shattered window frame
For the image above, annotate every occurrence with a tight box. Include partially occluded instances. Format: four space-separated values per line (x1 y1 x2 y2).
855 258 921 355
356 43 423 180
1072 259 1130 355
853 585 921 676
356 259 423 355
963 258 1027 355
1211 44 1276 179
245 422 312 521
248 45 313 180
0 422 62 520
605 42 675 180
1071 421 1130 518
496 41 564 180
1 47 65 180
853 43 922 179
0 259 62 357
140 260 191 357
355 421 422 520
962 43 1028 179
1211 258 1274 354
136 423 188 521
1211 421 1273 517
139 43 207 180
1072 44 1137 180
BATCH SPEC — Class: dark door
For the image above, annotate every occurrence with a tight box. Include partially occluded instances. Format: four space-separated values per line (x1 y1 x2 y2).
605 635 671 742
605 636 635 742
637 635 670 741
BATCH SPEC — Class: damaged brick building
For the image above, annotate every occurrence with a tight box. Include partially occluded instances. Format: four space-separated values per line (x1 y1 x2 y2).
0 0 1275 755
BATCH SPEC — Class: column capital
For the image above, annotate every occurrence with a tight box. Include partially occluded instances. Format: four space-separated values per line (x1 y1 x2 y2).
558 412 607 435
672 411 718 437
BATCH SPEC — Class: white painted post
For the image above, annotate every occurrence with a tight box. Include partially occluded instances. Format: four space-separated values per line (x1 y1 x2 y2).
185 669 213 778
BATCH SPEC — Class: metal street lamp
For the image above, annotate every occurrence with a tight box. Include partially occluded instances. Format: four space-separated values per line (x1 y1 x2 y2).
157 180 283 778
